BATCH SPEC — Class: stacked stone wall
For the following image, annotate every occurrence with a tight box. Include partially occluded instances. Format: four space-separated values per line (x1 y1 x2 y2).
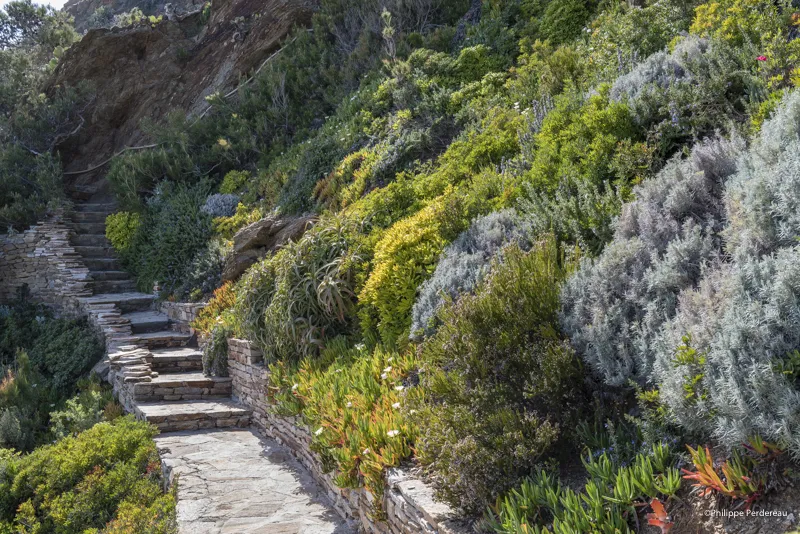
159 301 205 331
0 212 91 314
227 338 468 534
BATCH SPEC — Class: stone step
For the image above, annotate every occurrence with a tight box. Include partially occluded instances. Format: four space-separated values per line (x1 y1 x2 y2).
73 202 117 212
125 310 171 334
71 211 108 223
69 222 106 234
132 372 232 402
83 257 122 271
72 234 110 247
67 185 98 201
151 347 204 372
134 330 192 350
90 279 138 294
89 270 130 281
79 292 154 313
74 245 116 257
134 399 250 433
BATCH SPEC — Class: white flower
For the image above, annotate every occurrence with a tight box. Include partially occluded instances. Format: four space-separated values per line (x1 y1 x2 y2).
387 430 400 438
335 368 343 373
363 448 370 455
409 410 417 415
383 366 392 373
292 383 299 391
355 343 365 351
346 402 353 408
381 373 388 380
315 427 324 436
387 357 394 363
392 402 401 409
394 385 404 391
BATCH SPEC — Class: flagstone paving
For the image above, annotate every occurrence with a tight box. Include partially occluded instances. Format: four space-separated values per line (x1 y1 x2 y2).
155 429 351 534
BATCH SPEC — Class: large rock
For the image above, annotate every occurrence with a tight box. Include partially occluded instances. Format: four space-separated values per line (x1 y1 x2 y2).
51 0 318 194
223 215 315 281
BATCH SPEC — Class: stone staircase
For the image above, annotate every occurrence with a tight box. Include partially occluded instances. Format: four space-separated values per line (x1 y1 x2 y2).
65 199 349 533
67 202 252 435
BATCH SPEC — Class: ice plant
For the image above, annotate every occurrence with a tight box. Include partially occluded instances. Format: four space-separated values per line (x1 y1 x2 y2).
646 499 674 534
756 55 767 61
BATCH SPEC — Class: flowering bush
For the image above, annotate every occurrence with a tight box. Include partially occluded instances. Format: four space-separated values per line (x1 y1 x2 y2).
268 339 416 515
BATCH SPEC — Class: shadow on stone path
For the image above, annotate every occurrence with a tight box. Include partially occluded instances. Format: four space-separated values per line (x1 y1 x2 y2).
155 428 354 534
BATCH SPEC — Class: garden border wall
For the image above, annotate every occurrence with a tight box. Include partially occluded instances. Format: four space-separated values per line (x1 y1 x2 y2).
226 338 468 534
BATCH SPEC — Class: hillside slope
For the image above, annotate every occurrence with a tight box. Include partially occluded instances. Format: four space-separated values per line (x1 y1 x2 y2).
51 0 316 193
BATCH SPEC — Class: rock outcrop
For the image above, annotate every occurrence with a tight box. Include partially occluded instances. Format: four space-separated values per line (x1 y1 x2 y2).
223 215 315 281
51 0 317 194
64 0 201 33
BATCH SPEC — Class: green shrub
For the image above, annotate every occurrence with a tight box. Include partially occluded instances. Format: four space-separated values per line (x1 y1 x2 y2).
0 295 104 450
49 378 117 440
105 212 141 255
540 0 592 45
219 170 250 194
524 86 639 193
412 238 586 513
0 2 81 230
0 417 175 533
358 198 448 347
173 238 231 302
233 215 361 362
126 181 214 296
202 326 229 377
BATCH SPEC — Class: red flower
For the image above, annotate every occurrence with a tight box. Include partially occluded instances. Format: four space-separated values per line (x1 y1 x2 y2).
756 55 768 62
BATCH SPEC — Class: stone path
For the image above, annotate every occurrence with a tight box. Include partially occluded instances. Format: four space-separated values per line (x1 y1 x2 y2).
156 429 349 534
67 197 353 534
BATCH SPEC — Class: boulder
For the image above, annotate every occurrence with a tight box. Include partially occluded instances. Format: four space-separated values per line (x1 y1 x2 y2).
223 215 315 282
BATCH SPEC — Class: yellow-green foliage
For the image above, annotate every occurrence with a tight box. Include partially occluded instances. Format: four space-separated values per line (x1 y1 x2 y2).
506 40 586 105
268 340 416 515
314 149 381 210
212 203 262 239
526 86 638 192
105 212 140 254
358 194 455 348
0 417 175 533
219 170 250 194
356 163 514 349
191 281 236 335
414 109 522 199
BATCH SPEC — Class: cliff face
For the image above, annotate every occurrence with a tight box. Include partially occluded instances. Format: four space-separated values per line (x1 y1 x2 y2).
63 0 202 33
51 0 316 193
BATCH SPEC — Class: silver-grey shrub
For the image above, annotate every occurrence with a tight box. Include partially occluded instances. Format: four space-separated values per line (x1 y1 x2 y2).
201 193 240 218
410 209 530 340
562 90 800 455
561 136 737 386
610 36 708 104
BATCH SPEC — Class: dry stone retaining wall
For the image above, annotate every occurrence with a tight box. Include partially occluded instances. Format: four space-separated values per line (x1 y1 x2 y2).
227 338 468 534
0 212 91 314
159 301 205 331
